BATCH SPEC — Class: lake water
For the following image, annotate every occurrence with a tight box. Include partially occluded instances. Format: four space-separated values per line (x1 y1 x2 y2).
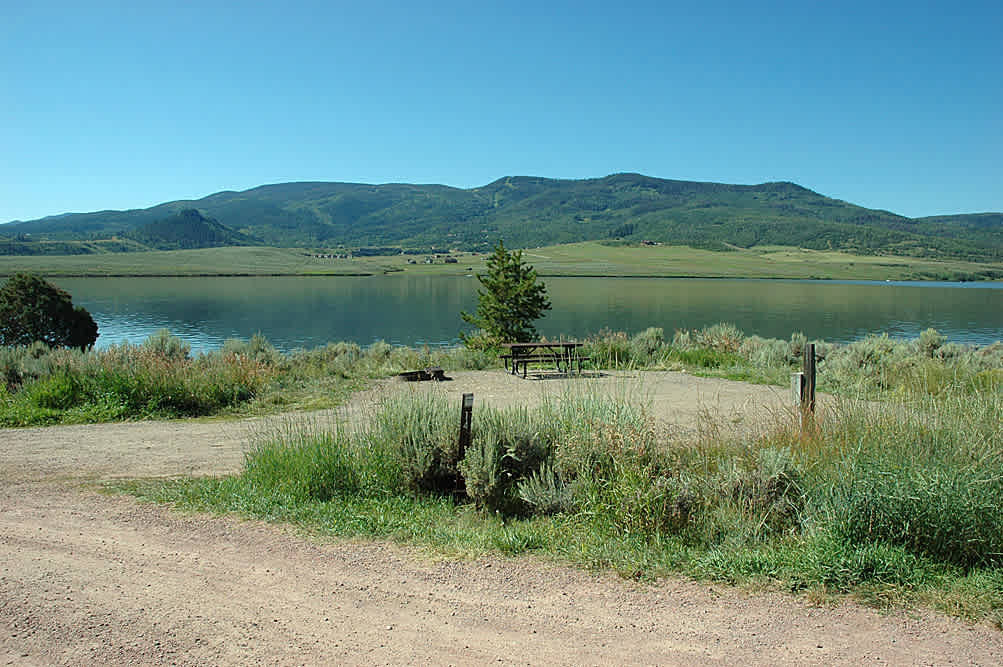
48 276 1003 353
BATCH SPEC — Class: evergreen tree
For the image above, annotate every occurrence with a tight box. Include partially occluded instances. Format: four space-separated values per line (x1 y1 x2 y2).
0 273 98 349
461 240 551 343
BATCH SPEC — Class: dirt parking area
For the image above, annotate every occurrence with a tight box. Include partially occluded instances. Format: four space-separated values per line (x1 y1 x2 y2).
2 370 1001 665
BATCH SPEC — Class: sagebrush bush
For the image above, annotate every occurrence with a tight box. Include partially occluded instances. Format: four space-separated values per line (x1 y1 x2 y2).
584 330 634 368
364 390 460 496
738 336 790 369
141 328 191 361
517 462 578 516
696 323 744 354
671 329 694 349
460 406 553 515
629 327 666 363
220 333 282 366
917 328 946 358
714 447 804 536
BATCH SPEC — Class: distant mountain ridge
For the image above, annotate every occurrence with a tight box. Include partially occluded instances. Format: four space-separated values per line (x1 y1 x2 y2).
2 173 1000 260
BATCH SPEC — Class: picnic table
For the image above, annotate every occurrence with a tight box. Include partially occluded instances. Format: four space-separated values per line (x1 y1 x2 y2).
500 342 589 378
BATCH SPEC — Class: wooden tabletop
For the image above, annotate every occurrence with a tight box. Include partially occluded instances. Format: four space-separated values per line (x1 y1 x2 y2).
501 342 582 350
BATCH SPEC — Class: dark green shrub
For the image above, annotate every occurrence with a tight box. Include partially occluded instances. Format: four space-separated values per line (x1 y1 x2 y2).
24 370 86 410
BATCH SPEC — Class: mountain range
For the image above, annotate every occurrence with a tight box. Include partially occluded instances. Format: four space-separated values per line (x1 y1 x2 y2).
3 174 1000 260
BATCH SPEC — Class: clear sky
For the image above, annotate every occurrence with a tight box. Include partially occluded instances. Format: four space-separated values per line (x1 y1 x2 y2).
2 0 1000 223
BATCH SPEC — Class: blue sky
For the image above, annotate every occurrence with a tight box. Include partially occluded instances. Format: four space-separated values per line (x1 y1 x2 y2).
2 0 1000 223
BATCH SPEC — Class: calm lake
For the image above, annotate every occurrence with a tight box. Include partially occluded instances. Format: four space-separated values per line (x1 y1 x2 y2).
50 276 1003 353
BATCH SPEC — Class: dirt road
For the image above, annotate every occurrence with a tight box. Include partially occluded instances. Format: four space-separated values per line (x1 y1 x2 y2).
3 371 1001 665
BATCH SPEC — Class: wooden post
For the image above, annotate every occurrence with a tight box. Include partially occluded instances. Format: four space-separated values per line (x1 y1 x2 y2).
802 343 816 414
796 343 816 431
458 393 474 460
456 393 474 496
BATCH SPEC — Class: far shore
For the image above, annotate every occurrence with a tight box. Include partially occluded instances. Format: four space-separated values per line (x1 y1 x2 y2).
1 241 1002 282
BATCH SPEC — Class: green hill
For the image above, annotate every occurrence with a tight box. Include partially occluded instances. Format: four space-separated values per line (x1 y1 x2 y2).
2 174 1000 260
124 209 259 250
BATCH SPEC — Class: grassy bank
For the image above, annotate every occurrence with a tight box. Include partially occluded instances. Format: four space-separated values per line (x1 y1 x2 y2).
0 331 496 426
3 325 1001 427
2 241 1002 281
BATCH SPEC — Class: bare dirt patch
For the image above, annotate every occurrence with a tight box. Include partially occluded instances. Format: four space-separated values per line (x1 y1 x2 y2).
2 370 1001 665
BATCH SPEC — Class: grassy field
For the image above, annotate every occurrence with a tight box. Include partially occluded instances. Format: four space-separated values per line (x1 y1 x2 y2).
1 242 1001 281
0 246 395 277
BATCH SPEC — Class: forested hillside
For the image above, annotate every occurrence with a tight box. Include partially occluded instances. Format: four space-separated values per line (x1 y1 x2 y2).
3 174 1000 260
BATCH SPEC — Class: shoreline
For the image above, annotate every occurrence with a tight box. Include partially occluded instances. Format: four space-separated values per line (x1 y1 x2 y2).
2 270 1000 284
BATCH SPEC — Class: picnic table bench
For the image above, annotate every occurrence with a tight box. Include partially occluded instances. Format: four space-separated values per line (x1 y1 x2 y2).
500 342 589 378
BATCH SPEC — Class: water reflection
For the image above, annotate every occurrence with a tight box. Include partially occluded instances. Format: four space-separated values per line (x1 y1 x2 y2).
50 276 1003 353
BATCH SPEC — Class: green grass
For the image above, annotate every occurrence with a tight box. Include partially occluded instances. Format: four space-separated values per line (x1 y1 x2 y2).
0 332 498 426
4 323 1000 427
2 241 1001 281
115 378 1003 625
0 246 397 277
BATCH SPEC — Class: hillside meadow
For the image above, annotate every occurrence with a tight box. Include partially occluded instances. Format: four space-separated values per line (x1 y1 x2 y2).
1 241 1002 281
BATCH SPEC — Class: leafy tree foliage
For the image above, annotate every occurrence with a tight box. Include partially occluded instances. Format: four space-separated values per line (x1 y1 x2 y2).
0 273 98 349
462 240 551 343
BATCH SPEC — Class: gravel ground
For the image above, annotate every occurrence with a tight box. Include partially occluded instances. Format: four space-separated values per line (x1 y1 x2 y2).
2 370 1001 665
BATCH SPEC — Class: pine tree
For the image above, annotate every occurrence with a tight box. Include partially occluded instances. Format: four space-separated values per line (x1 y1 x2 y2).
461 240 551 344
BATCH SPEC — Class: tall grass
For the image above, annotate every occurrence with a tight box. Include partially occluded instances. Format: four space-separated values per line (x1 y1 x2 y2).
0 330 498 426
4 324 999 426
132 360 1003 622
582 325 1003 396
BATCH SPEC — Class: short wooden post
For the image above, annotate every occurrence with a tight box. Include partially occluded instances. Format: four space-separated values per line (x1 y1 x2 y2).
794 343 816 431
456 393 474 495
802 343 816 414
458 393 474 459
